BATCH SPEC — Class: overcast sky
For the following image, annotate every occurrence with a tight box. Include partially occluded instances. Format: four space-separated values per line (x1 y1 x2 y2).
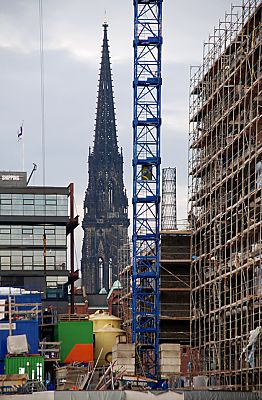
0 0 240 268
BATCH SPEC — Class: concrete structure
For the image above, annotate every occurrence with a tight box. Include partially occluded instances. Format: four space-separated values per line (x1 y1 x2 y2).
189 0 262 390
159 344 181 377
81 23 129 294
0 171 78 311
112 342 135 375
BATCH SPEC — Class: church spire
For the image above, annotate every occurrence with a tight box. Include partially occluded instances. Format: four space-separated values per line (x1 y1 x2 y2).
81 23 129 294
93 22 118 160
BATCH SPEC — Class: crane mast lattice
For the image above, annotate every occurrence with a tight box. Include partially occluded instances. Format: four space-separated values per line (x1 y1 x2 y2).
132 0 163 378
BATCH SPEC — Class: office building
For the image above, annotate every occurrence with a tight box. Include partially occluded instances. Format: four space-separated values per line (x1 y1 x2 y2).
0 171 78 311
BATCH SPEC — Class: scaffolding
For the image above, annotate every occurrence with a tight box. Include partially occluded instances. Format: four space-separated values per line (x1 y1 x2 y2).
119 224 191 349
161 167 177 230
118 237 134 344
188 0 262 391
160 226 191 345
119 262 132 344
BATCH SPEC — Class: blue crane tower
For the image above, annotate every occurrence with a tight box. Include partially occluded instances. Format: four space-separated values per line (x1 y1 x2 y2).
132 0 163 378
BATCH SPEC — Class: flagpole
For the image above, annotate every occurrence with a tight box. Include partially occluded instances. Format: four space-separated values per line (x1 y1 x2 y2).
18 121 25 171
22 136 25 172
22 121 24 171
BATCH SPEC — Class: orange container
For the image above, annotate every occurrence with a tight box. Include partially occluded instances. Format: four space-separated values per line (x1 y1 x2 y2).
64 344 93 363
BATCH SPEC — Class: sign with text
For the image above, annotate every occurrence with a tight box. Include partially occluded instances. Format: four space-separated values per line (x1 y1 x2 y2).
0 172 27 187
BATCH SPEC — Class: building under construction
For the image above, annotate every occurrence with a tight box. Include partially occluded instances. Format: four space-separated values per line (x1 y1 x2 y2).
120 168 191 366
189 0 262 391
119 228 190 346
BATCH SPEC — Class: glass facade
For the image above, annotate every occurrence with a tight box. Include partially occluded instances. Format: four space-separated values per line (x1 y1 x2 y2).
0 185 71 302
0 248 66 271
0 225 66 246
46 276 68 299
0 193 68 216
0 224 67 272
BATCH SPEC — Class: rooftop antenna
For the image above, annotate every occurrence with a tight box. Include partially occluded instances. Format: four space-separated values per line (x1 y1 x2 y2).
27 163 37 185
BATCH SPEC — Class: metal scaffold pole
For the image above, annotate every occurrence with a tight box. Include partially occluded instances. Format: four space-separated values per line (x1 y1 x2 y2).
132 0 163 378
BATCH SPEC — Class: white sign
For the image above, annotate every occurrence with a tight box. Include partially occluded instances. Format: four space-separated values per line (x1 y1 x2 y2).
1 175 20 181
0 323 16 330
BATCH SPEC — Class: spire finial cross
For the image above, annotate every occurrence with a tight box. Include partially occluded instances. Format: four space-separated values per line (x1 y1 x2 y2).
103 10 108 28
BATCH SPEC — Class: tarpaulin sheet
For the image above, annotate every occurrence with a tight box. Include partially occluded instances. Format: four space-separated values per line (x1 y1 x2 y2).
33 393 55 400
3 393 55 400
55 391 125 400
7 334 28 354
55 392 183 400
184 391 260 400
2 390 260 400
125 390 184 400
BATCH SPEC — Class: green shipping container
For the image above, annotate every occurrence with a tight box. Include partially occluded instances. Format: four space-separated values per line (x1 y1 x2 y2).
5 356 44 381
55 321 93 363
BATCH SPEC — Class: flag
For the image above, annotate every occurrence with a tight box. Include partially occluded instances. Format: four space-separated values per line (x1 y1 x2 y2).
17 123 23 141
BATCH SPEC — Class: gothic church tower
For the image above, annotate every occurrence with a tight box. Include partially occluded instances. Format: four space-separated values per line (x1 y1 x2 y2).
81 23 129 293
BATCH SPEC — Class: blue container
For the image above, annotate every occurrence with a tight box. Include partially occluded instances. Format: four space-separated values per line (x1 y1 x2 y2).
0 292 42 303
0 293 42 321
0 292 41 303
0 320 39 360
0 292 41 360
0 360 4 374
14 293 42 305
15 294 42 322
